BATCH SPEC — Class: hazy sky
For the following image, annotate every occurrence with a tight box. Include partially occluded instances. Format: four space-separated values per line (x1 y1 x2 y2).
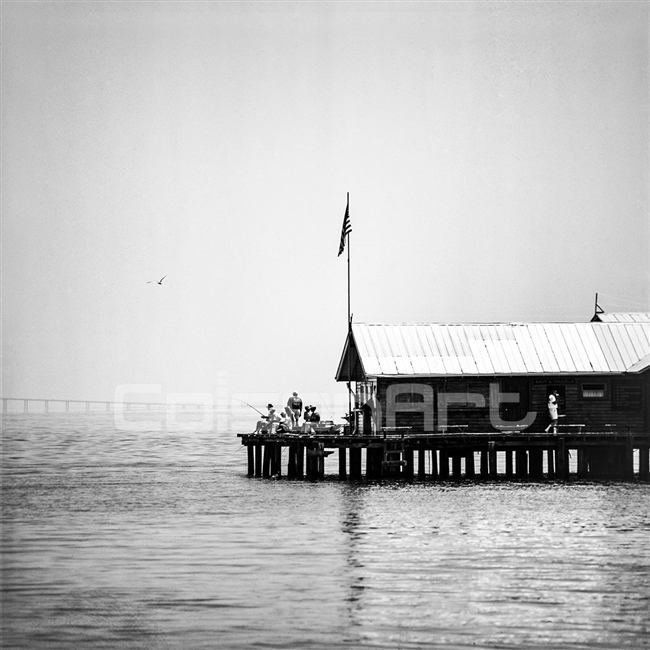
2 1 648 407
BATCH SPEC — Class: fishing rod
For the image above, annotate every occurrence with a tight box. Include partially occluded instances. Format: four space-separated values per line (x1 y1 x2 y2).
317 392 335 421
234 398 265 417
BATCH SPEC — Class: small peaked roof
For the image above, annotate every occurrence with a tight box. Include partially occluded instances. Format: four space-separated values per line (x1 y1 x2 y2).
591 312 650 323
335 321 650 381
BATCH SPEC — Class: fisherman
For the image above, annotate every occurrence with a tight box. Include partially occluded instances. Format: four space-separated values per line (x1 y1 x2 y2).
308 405 321 424
301 406 314 433
277 412 292 434
253 404 278 434
286 391 303 426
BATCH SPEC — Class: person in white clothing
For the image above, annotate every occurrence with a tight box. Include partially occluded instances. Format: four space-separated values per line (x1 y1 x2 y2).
544 391 560 433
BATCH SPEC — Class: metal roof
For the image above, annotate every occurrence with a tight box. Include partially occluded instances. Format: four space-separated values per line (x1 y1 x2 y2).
338 322 650 379
592 312 650 323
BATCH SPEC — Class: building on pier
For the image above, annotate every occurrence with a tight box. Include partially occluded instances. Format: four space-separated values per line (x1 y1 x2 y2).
335 314 650 435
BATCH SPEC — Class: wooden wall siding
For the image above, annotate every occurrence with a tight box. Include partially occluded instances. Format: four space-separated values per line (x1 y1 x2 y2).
378 373 648 433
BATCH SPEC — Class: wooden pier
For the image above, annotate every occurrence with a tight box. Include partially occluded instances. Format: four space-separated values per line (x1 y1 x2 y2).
238 430 650 482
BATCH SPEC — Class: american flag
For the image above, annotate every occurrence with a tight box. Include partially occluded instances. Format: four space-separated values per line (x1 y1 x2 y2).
338 195 351 257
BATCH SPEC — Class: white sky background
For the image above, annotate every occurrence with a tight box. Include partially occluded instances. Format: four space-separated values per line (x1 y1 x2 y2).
2 1 648 406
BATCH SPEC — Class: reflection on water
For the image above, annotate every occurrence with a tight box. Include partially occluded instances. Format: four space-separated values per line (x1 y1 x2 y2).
2 410 649 649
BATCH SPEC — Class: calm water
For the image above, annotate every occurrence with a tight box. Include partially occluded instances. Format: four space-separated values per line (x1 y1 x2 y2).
2 407 650 649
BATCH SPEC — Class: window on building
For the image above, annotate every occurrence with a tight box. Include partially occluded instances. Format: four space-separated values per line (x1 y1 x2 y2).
395 392 424 403
581 383 606 398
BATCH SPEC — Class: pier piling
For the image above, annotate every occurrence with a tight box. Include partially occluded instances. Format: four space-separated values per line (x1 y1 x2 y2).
239 431 649 483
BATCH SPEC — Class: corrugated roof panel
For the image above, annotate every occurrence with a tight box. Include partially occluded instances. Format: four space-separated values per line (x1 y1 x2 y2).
575 324 608 372
545 324 577 372
592 326 623 371
368 326 399 375
496 325 527 373
598 312 650 323
354 326 381 376
625 322 650 360
384 326 413 374
528 325 560 373
400 326 430 374
348 322 650 378
486 326 509 373
418 326 448 374
478 326 505 372
421 325 441 357
627 354 650 373
439 326 464 374
429 325 454 375
562 324 593 372
468 326 495 374
448 326 479 374
515 326 545 373
611 325 636 370
411 326 436 374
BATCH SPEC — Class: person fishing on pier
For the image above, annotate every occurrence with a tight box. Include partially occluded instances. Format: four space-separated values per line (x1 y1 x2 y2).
253 404 280 435
277 412 292 434
306 405 321 424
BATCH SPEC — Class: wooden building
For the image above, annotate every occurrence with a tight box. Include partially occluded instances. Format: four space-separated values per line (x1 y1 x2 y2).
335 315 650 435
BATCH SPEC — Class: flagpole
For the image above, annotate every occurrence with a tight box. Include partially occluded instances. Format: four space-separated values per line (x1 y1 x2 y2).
347 192 352 431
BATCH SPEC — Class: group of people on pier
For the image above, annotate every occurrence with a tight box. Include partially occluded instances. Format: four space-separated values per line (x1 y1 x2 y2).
252 392 322 435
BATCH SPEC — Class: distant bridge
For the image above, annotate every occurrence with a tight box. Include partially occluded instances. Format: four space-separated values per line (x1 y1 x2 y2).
1 397 208 414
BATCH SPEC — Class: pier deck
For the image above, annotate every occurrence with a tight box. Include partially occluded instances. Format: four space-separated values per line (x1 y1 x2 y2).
238 430 650 481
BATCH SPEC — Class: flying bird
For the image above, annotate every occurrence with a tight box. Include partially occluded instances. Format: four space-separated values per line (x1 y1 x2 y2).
147 275 167 285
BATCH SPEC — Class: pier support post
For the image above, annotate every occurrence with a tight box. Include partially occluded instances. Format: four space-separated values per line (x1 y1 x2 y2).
270 444 279 477
439 450 450 479
349 447 362 479
505 450 513 478
488 442 497 478
516 449 528 478
529 448 544 479
305 444 315 480
44 400 49 414
273 444 282 477
625 436 634 480
465 451 475 478
296 443 304 479
577 448 589 479
288 442 297 478
404 449 414 480
24 400 28 414
546 448 555 478
338 447 347 479
317 443 325 479
480 450 488 478
556 438 567 479
262 444 272 478
417 449 426 480
452 453 462 478
639 446 650 481
247 445 254 476
430 450 438 480
254 444 262 478
367 446 382 478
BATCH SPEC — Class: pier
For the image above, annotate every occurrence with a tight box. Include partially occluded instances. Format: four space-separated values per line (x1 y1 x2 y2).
239 430 650 482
